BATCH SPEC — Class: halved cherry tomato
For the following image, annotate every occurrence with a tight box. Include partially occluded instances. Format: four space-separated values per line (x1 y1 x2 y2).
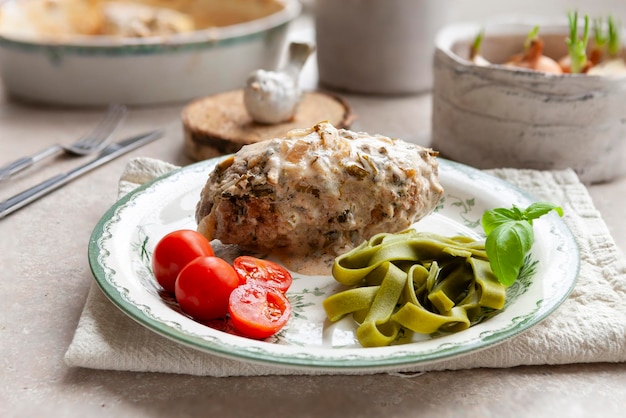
228 283 291 339
174 256 239 321
152 229 214 293
232 256 292 293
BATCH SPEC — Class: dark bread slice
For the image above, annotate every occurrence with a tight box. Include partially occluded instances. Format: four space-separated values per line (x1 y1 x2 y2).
182 89 354 161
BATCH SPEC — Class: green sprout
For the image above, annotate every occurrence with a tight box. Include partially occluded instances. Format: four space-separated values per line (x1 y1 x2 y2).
592 17 608 51
471 29 485 59
607 15 621 58
524 25 540 51
567 11 590 74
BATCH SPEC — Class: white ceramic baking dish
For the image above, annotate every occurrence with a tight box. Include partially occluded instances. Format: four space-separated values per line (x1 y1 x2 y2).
0 0 301 106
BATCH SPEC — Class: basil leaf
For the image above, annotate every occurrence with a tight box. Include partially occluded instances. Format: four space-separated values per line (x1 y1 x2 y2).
524 202 564 220
485 221 534 286
481 207 520 235
510 205 526 219
482 202 563 286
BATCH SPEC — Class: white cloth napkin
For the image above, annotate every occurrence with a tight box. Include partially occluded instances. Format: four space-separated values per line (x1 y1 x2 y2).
65 157 626 376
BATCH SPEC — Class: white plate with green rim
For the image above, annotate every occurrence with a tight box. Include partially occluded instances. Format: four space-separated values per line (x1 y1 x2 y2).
88 157 579 372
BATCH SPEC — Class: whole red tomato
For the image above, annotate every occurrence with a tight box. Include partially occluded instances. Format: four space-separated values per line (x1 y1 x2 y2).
175 256 239 321
232 256 293 293
151 230 214 293
228 283 291 339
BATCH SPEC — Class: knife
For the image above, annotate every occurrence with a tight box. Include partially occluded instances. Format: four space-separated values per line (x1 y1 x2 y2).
0 129 164 219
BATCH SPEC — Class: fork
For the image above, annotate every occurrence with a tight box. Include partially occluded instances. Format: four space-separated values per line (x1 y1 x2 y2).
0 104 127 181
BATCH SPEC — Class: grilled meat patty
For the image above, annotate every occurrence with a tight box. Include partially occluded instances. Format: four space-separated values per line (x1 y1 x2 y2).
195 122 444 257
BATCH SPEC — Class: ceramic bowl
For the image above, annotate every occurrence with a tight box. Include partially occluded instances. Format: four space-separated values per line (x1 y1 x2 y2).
431 19 626 184
0 0 301 106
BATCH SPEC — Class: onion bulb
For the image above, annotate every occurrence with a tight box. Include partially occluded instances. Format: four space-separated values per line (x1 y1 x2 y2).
504 26 563 74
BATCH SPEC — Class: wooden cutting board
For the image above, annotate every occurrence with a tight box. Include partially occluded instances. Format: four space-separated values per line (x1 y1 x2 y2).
182 89 354 161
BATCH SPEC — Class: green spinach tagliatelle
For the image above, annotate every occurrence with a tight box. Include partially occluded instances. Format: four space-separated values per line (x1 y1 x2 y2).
323 230 506 347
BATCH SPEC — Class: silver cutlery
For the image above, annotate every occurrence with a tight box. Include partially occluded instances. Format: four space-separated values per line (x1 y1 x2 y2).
0 104 127 181
0 129 164 219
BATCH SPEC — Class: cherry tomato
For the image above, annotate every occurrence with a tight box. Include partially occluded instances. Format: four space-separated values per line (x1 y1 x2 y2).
232 256 293 293
152 230 214 293
174 256 239 321
228 283 291 339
